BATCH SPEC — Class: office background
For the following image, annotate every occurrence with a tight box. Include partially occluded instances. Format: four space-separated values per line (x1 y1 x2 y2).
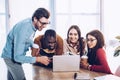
0 0 120 80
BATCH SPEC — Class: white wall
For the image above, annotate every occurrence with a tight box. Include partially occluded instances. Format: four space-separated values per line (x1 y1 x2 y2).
103 0 120 41
9 0 50 30
103 0 120 73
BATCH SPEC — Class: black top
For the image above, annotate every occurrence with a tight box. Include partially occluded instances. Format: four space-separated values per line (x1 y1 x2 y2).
40 49 55 58
35 49 55 68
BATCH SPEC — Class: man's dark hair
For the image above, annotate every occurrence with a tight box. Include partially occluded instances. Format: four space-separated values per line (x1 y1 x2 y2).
44 29 56 39
32 8 50 21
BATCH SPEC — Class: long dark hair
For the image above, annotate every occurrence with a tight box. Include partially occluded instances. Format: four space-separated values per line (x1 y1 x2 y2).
86 29 105 64
67 25 85 56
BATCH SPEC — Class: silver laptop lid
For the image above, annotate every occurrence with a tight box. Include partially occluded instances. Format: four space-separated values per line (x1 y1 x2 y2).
53 55 80 72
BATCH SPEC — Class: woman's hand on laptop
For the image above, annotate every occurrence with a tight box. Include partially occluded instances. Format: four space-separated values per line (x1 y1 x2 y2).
36 56 51 65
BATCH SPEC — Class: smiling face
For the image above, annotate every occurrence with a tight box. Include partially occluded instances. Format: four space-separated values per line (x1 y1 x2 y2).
33 17 49 31
87 35 97 48
68 28 79 44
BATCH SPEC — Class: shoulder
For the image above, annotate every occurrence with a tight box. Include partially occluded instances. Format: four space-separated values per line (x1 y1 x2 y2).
34 35 44 42
63 39 70 47
14 18 32 30
97 48 105 53
63 39 67 43
96 48 106 56
56 34 63 41
17 18 31 26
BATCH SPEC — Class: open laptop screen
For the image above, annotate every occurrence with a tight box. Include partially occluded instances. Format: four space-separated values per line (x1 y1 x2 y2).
53 55 80 72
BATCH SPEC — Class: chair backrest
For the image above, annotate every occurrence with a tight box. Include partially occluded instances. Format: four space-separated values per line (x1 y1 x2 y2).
115 65 120 77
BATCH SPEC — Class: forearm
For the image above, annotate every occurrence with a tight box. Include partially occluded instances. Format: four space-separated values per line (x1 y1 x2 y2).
90 65 111 74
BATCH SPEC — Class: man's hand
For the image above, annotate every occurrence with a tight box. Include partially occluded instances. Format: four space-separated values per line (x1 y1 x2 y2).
31 48 40 57
36 56 51 65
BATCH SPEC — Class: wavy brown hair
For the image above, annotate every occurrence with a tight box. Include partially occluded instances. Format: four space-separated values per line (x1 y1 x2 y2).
67 25 85 56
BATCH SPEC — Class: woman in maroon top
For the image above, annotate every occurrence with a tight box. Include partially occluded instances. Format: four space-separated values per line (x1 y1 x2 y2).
81 30 112 74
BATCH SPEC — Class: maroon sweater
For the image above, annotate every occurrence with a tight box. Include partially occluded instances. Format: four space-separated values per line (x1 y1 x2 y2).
89 48 112 74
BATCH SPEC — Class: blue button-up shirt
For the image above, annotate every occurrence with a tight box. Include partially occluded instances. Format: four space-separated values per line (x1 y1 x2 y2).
1 18 37 63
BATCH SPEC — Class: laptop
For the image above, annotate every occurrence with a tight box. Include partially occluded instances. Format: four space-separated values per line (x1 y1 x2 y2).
53 55 80 72
94 74 120 80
